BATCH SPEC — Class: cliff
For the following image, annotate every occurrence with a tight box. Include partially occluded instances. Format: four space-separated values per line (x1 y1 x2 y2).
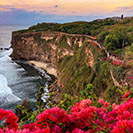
11 30 132 104
11 31 87 65
11 31 90 102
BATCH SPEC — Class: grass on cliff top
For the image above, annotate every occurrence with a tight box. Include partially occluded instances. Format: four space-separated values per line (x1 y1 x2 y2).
18 18 115 35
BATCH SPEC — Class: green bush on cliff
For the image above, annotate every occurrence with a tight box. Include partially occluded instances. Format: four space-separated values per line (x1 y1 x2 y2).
56 41 119 102
19 19 115 35
104 29 128 52
57 84 97 112
124 43 133 62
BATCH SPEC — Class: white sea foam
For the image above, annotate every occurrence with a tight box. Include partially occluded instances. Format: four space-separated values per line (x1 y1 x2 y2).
0 50 43 108
15 61 51 103
41 82 49 103
0 74 21 106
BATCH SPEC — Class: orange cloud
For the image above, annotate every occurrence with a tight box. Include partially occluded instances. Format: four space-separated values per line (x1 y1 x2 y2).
1 0 133 16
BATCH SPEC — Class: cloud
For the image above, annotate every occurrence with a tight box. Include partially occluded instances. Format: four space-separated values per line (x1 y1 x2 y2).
116 6 133 11
0 7 105 24
1 0 133 24
0 5 16 11
114 6 133 15
0 8 55 24
55 5 58 8
0 0 119 16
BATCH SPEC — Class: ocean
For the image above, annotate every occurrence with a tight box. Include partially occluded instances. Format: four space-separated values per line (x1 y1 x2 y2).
0 25 49 111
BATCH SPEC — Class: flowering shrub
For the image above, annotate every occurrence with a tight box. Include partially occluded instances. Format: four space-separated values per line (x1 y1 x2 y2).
113 60 122 66
107 59 131 68
0 90 133 133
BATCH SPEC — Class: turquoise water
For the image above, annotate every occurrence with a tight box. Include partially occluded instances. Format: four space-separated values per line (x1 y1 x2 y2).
0 25 48 111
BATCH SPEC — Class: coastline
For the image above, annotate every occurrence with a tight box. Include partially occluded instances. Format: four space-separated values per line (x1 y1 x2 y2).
28 60 60 104
29 60 58 78
14 59 59 105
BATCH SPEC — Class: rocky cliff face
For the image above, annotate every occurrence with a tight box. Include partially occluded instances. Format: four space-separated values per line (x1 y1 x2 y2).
11 32 45 61
11 31 86 67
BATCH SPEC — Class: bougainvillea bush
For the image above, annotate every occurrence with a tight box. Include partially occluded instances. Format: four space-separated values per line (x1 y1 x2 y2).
0 89 133 133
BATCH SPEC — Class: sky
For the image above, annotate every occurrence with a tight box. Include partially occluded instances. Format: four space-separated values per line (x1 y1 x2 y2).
0 0 133 25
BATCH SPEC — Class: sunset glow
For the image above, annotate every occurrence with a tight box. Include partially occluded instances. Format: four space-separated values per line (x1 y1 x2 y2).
0 0 133 24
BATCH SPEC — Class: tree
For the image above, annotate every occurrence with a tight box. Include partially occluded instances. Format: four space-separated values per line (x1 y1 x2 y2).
104 29 128 51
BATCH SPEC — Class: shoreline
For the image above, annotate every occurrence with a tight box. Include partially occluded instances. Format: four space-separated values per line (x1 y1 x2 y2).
28 60 60 104
14 59 58 105
29 60 58 78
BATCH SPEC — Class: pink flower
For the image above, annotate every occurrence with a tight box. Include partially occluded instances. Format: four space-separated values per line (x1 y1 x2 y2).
22 123 36 131
72 128 87 133
111 120 133 133
80 99 92 108
104 101 110 108
112 103 118 110
98 98 104 104
51 125 61 133
123 90 131 99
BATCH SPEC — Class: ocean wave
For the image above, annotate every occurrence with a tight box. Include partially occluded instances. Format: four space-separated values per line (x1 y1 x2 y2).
0 48 13 58
0 74 21 107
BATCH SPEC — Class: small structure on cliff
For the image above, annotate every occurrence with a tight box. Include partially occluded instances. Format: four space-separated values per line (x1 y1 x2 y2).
121 14 124 20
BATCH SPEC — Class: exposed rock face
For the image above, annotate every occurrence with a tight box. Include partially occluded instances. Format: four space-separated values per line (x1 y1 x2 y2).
11 31 87 102
11 32 48 69
11 31 85 65
86 48 94 68
11 32 45 61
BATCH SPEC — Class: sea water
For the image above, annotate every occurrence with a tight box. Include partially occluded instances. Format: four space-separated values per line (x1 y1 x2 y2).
0 25 48 111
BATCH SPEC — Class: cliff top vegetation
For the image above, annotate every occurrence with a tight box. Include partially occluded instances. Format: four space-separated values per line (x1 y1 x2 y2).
18 17 133 56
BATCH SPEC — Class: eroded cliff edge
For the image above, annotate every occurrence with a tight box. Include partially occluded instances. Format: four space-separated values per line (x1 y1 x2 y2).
11 31 132 104
11 31 89 103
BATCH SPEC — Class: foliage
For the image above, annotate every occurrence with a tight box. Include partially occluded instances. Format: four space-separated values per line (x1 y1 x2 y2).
124 43 133 61
0 89 133 132
93 62 113 98
18 19 115 35
57 84 97 112
97 31 109 42
57 44 97 96
56 40 123 103
57 36 72 50
127 26 133 32
104 29 128 52
111 66 125 82
36 87 46 111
